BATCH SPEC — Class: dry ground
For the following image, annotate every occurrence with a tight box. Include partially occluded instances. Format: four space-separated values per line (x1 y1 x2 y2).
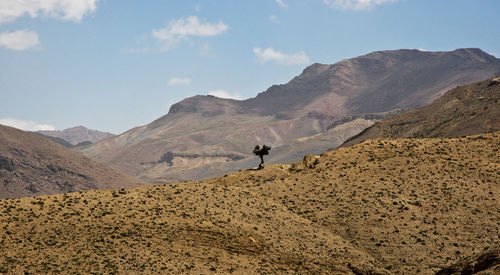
1 132 499 274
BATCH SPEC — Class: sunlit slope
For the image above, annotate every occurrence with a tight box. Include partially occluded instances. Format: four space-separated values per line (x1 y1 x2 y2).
342 76 500 147
1 131 499 274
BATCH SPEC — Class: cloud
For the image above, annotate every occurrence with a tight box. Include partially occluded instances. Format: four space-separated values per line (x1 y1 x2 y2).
0 30 40 51
0 118 56 131
208 90 245 100
0 0 100 24
253 47 310 65
168 77 191 85
152 16 228 50
275 0 288 8
323 0 398 10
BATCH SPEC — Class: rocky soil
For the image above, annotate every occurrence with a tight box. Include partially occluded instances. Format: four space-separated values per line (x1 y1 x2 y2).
1 131 498 274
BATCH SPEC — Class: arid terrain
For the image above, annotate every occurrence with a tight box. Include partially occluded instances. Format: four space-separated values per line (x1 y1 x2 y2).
1 131 498 274
342 76 500 147
80 48 500 183
0 125 146 199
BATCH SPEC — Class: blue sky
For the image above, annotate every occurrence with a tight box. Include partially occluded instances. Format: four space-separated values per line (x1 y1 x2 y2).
1 0 499 134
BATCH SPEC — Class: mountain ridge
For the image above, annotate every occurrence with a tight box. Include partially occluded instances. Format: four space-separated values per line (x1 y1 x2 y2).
38 126 115 146
81 48 500 182
341 75 500 147
0 125 146 199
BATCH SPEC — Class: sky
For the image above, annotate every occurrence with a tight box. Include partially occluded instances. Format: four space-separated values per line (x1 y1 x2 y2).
0 0 499 134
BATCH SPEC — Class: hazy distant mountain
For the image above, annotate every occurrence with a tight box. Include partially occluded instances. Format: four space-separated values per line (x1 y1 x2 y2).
81 48 500 182
0 125 146 199
34 133 75 148
341 76 500 147
38 126 115 146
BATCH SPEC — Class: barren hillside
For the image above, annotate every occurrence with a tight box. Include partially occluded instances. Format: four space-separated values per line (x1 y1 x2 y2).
1 131 498 274
342 76 500 147
82 48 500 183
0 125 146 199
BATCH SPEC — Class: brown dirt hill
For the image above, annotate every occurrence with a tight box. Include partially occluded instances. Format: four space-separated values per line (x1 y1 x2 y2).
341 76 500 147
1 131 498 274
82 48 500 183
0 125 146 199
38 126 115 146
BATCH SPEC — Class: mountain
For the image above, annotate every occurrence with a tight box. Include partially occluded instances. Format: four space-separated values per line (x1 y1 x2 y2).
1 131 499 273
81 48 500 182
38 126 115 146
0 125 146 199
341 76 500 147
34 132 75 148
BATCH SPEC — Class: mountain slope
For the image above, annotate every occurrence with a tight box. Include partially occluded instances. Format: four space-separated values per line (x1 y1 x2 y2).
245 48 500 117
1 131 499 273
34 132 75 148
82 48 500 182
342 76 500 147
0 125 146 199
38 126 115 146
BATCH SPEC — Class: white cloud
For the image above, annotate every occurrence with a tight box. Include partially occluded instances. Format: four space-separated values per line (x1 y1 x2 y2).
0 118 56 131
152 16 228 50
168 77 191 86
0 30 40 51
253 47 310 65
0 0 100 24
275 0 288 8
323 0 398 10
195 4 201 12
208 90 245 100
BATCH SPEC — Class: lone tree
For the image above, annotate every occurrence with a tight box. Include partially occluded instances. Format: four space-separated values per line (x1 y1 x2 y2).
253 145 271 170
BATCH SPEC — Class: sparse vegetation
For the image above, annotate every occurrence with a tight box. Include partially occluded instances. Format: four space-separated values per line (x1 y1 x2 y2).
253 145 271 170
0 132 499 273
159 151 174 166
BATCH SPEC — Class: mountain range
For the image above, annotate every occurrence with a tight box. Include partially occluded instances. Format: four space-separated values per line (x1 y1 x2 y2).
38 126 115 146
1 47 500 273
80 48 500 182
0 125 145 199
